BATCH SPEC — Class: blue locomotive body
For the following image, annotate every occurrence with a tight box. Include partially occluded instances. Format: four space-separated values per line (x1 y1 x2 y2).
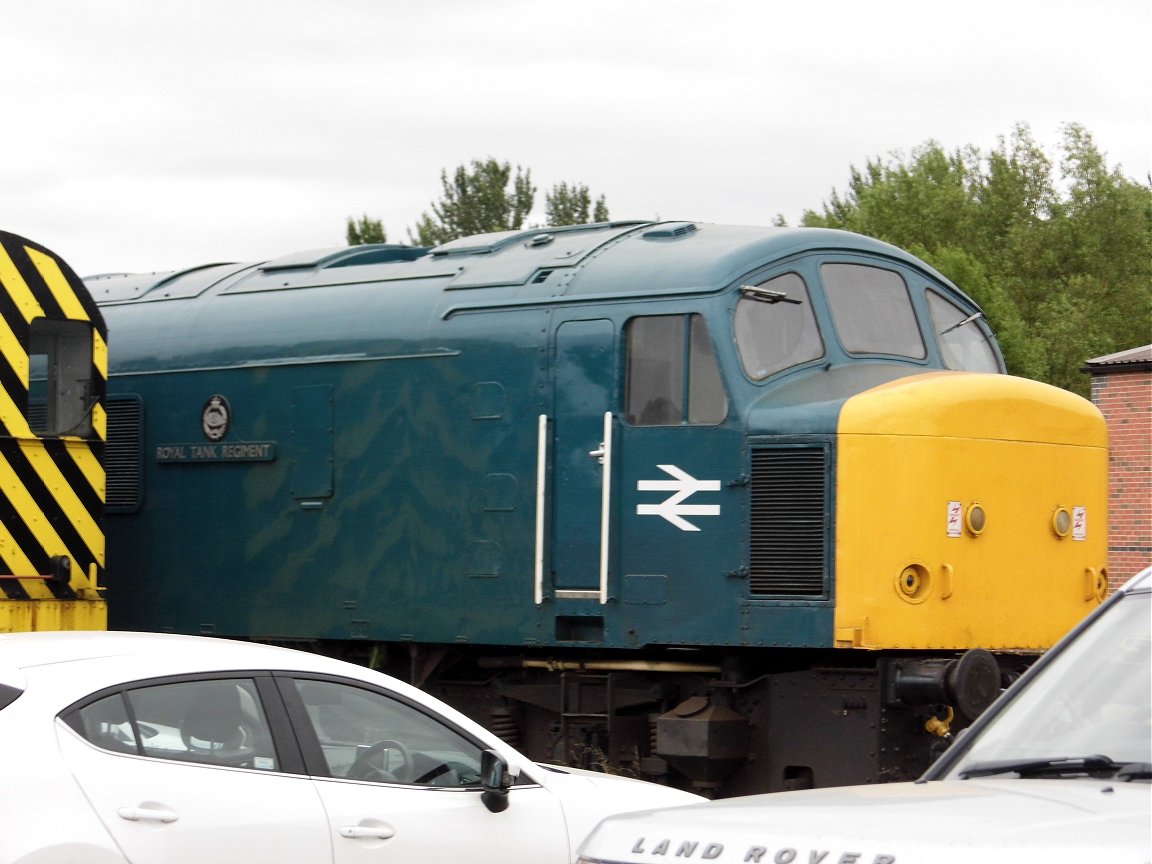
93 222 1108 794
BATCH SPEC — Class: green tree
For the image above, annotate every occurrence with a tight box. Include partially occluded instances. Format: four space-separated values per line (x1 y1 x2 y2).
346 214 387 245
545 182 610 226
409 158 536 246
802 123 1152 395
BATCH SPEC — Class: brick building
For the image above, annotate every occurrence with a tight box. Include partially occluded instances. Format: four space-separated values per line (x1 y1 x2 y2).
1083 345 1151 589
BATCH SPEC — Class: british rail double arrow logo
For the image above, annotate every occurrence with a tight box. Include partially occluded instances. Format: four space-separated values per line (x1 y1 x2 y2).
636 465 721 531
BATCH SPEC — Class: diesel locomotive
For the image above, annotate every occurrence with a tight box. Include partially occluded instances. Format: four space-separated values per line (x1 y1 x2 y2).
0 231 107 632
90 221 1109 795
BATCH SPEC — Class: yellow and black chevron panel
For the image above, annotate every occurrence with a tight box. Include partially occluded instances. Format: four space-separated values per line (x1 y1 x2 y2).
0 231 106 632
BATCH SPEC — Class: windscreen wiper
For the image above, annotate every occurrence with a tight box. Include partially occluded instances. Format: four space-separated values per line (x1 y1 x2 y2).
939 311 983 334
739 285 801 304
958 755 1152 780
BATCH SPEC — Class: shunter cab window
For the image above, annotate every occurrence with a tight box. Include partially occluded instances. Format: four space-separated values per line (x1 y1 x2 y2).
734 272 824 380
28 318 94 436
926 290 1002 372
626 314 727 426
822 263 926 359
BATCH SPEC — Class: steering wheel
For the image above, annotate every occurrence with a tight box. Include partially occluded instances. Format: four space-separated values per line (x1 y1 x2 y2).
347 739 413 783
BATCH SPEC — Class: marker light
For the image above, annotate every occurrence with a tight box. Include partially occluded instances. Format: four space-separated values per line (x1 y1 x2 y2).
965 503 986 536
1051 506 1072 538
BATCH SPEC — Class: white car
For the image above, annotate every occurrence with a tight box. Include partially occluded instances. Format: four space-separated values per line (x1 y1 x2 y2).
0 632 700 863
577 567 1152 863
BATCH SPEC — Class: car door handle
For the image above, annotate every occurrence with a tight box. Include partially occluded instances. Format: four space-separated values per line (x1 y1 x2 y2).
339 825 396 840
117 805 179 823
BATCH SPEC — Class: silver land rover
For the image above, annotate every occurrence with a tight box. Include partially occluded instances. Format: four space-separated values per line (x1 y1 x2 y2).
577 567 1151 864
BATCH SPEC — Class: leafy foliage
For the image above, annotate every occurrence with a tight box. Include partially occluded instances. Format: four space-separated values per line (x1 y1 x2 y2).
408 158 536 246
545 182 610 226
349 161 611 249
801 124 1152 395
346 214 386 246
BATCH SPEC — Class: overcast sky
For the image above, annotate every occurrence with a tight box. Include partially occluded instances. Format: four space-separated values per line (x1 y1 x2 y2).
3 0 1148 276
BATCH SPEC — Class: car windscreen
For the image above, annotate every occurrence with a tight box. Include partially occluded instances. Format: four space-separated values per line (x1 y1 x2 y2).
942 589 1150 778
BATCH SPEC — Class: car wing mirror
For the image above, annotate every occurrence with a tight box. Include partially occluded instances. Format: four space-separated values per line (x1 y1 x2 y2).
480 748 516 813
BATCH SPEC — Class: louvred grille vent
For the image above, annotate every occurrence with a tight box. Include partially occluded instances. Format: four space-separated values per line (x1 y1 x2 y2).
749 448 828 597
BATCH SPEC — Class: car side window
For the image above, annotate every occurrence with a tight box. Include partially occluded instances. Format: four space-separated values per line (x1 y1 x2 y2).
67 678 279 771
69 692 139 754
291 678 485 788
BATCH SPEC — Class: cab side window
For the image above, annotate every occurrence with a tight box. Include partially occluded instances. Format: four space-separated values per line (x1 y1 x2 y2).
626 314 727 426
66 678 279 771
291 679 487 787
28 318 94 436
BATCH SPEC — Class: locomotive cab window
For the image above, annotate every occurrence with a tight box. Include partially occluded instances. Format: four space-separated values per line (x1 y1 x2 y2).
822 263 926 359
734 272 824 380
28 318 94 437
626 314 727 426
927 289 1002 373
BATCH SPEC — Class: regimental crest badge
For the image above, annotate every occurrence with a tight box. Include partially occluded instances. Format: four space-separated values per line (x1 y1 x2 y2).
202 395 231 441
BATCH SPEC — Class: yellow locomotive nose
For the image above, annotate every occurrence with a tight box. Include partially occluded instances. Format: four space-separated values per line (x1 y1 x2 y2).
833 371 1108 652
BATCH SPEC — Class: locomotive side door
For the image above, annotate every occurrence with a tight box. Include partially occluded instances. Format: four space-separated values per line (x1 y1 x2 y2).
549 318 616 598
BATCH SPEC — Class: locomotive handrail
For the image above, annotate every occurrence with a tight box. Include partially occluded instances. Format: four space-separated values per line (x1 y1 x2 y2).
0 555 72 583
534 413 547 605
598 411 612 605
